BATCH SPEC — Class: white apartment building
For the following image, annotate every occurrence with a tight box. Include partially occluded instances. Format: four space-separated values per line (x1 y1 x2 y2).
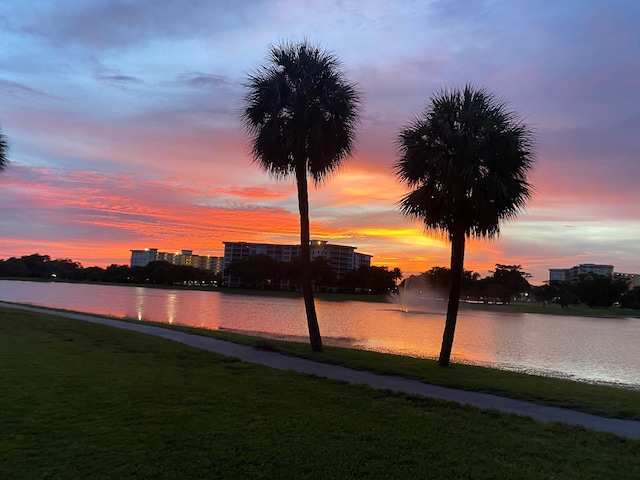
549 263 614 282
130 248 223 274
223 240 372 285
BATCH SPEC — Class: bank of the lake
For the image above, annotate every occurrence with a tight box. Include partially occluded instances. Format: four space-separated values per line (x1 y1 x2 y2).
4 276 640 317
1 306 639 480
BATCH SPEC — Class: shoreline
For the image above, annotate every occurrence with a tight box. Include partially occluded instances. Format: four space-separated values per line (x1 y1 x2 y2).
2 276 640 318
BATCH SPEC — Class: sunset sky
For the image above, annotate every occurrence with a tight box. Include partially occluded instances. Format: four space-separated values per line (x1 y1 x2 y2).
1 0 639 285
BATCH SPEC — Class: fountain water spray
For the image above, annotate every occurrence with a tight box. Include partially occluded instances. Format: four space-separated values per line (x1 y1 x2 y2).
388 278 444 313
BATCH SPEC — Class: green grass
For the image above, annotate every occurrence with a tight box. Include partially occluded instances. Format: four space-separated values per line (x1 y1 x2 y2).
130 320 640 420
1 307 640 479
3 303 640 420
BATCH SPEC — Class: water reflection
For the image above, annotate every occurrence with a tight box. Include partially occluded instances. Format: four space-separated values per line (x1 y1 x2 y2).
165 292 177 324
135 287 145 321
0 280 638 389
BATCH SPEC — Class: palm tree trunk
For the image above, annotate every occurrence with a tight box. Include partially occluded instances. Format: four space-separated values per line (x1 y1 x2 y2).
438 230 466 367
296 166 323 352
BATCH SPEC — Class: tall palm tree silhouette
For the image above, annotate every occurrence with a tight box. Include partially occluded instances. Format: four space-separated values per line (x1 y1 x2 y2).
395 85 535 366
243 41 361 351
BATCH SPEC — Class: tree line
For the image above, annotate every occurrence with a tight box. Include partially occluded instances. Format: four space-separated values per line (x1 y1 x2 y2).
405 264 639 309
224 254 400 294
0 254 222 286
0 252 400 295
404 264 531 304
534 276 639 309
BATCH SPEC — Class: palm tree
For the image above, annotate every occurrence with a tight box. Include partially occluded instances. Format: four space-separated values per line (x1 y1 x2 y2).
395 85 535 366
242 41 361 352
0 126 8 173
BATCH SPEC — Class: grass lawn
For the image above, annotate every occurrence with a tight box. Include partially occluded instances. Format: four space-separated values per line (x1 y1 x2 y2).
1 307 639 479
155 324 640 420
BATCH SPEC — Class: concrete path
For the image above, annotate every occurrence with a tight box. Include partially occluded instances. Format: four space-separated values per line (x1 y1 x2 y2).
4 301 640 440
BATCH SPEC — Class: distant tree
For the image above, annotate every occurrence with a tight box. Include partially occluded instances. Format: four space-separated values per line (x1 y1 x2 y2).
481 264 531 303
395 85 535 366
224 254 283 289
341 266 396 295
0 257 29 277
553 280 579 308
418 266 480 297
533 282 557 307
20 254 53 278
243 40 362 351
311 256 335 290
391 267 403 285
0 125 8 173
421 267 452 295
83 266 105 282
49 258 83 280
573 274 628 308
619 286 640 309
531 279 579 308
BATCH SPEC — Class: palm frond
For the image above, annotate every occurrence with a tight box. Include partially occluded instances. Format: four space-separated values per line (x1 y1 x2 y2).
0 126 8 172
394 85 535 239
242 40 361 184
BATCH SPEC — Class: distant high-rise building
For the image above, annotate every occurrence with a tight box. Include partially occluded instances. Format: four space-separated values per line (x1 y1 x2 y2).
130 248 158 267
130 248 223 274
223 240 372 286
549 263 614 282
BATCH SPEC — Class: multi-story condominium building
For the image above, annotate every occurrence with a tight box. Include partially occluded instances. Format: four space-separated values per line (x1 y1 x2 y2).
130 248 160 267
549 263 614 282
223 240 372 285
130 248 223 274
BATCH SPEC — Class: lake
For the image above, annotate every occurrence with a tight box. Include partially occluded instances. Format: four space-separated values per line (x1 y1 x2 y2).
1 279 638 389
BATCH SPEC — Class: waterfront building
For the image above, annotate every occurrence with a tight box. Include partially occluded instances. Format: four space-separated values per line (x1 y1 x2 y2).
130 248 159 267
549 263 614 282
222 240 372 287
130 248 223 274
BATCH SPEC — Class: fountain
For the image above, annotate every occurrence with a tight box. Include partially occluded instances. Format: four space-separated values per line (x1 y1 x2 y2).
388 279 444 314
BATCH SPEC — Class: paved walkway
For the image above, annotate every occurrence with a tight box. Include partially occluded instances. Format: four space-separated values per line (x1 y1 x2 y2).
4 302 640 440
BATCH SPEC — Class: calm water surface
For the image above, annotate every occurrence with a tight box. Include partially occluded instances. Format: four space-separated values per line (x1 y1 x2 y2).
1 280 638 389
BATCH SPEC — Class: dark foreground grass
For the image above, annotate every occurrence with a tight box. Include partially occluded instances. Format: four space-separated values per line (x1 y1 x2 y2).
1 308 639 479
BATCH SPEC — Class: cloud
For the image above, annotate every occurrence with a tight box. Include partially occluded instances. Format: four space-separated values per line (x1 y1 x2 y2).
95 74 143 85
0 79 54 99
178 72 234 88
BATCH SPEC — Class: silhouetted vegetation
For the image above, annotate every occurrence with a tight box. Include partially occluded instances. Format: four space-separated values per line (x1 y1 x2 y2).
0 254 222 287
340 265 398 295
403 264 531 304
394 85 536 367
224 254 395 294
404 265 639 310
0 124 8 173
0 252 395 295
532 274 631 309
3 253 637 310
619 286 640 309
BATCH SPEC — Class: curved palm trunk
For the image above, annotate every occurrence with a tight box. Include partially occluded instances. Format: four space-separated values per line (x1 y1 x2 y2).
438 230 466 367
295 166 323 352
